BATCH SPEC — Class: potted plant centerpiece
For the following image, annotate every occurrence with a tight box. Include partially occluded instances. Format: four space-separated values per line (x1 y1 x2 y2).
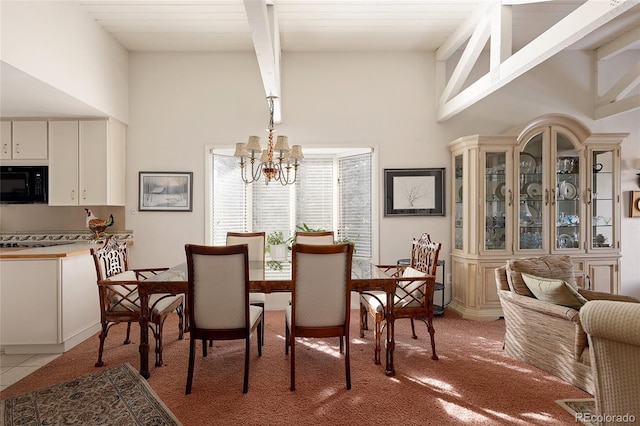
266 231 288 261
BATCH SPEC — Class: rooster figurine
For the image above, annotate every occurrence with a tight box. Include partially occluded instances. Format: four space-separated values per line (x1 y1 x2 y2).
85 209 114 240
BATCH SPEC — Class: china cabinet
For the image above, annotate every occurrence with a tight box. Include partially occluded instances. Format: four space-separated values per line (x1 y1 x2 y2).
49 119 126 206
449 114 625 320
0 120 48 162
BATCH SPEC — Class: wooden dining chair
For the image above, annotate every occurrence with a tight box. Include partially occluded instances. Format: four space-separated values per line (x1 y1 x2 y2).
285 242 354 390
295 231 335 245
91 236 184 368
184 243 263 394
226 231 266 342
359 233 441 362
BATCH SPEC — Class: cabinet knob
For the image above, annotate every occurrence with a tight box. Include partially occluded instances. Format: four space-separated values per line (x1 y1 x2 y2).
82 190 86 200
2 143 7 154
15 143 20 154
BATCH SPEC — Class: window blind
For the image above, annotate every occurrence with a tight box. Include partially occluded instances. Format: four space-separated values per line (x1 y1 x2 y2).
338 153 372 258
212 155 247 245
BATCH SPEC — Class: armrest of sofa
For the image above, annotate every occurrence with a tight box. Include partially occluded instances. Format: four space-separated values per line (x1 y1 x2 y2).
581 300 640 346
577 289 639 303
498 289 580 322
498 289 588 361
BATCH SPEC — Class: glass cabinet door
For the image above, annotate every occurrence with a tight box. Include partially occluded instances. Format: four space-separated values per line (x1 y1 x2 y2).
483 151 508 251
590 149 615 250
555 132 582 251
454 154 463 251
519 133 543 250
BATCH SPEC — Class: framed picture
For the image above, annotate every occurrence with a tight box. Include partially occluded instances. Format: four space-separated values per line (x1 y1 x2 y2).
384 168 445 216
631 191 640 218
138 171 193 212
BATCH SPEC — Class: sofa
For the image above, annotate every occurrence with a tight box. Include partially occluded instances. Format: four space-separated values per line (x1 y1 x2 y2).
495 255 638 394
580 300 640 423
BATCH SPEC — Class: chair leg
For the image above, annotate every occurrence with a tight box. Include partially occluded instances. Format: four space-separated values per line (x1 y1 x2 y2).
154 319 166 367
95 321 109 367
339 336 344 354
124 321 132 344
177 304 184 340
345 332 351 390
359 302 367 338
186 336 196 394
410 318 418 339
374 319 382 365
257 318 263 357
426 318 438 361
251 302 265 345
290 334 296 391
202 339 208 357
285 322 290 355
243 336 250 394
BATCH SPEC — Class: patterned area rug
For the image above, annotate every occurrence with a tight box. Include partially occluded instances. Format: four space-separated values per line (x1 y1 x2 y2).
556 398 596 426
1 363 181 425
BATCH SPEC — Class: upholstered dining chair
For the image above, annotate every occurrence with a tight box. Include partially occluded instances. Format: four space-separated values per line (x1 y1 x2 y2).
226 231 266 341
360 233 441 362
295 231 335 245
285 242 354 390
580 300 640 421
91 236 184 368
184 243 263 394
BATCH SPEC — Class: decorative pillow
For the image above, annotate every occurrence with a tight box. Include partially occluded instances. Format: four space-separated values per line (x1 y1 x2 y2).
105 270 139 307
506 255 576 297
396 267 427 306
106 270 138 282
521 272 587 309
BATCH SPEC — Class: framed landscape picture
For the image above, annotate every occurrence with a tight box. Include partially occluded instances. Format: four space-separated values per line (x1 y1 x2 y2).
139 171 193 212
384 168 445 216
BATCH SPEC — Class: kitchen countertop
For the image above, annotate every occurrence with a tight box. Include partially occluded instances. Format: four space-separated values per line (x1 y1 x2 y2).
0 242 99 259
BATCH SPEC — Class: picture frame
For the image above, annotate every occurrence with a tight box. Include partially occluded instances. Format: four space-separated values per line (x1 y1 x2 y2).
384 168 445 216
138 171 193 212
631 191 640 218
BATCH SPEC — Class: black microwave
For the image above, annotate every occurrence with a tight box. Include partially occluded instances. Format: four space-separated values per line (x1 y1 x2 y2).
0 166 48 204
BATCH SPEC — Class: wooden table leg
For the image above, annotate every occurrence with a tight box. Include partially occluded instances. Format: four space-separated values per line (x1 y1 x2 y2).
139 291 151 379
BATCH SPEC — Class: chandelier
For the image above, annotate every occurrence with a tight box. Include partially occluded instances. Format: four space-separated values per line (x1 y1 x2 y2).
234 96 303 185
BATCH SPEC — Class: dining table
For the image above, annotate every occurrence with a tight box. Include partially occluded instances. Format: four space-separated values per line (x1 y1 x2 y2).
137 258 397 379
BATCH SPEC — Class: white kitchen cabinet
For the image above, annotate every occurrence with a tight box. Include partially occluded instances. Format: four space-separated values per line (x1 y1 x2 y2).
49 118 126 206
1 121 12 160
449 114 625 320
0 120 48 161
11 121 48 160
0 254 99 354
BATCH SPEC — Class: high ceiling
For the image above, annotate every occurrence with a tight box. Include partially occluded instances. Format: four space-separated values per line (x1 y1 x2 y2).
77 0 638 52
2 1 639 120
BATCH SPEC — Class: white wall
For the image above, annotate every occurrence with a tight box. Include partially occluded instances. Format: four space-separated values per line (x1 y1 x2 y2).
0 1 129 122
127 50 639 298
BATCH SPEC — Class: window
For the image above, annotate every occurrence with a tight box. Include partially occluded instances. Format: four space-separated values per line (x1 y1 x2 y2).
209 148 375 259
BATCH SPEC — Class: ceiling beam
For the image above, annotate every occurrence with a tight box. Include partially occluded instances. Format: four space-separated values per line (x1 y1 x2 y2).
244 0 282 122
437 0 640 122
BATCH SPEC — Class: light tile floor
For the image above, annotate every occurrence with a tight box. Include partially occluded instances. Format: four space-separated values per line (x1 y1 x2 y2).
0 353 61 392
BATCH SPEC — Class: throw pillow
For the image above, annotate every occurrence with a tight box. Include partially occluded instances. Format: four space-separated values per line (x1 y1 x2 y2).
396 266 427 307
506 255 576 297
521 272 588 309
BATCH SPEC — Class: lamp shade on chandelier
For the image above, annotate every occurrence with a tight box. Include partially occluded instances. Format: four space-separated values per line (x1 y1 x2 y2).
234 96 303 185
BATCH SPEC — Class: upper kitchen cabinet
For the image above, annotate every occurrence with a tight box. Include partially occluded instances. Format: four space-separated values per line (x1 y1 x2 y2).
449 114 626 321
0 121 48 162
49 119 126 206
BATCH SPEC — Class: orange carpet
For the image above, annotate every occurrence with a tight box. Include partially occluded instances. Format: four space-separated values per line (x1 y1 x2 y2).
1 309 590 425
